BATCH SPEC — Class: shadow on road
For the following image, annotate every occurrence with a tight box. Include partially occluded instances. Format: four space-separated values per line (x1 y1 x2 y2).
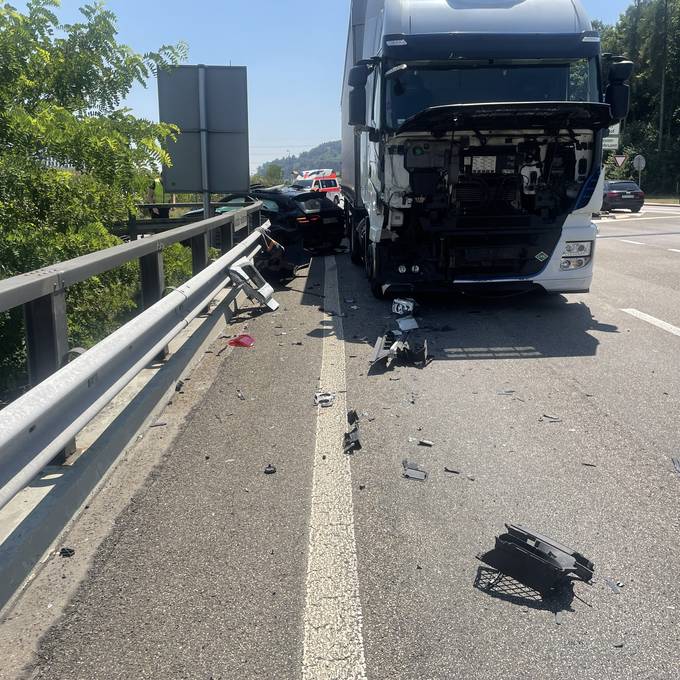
473 566 576 615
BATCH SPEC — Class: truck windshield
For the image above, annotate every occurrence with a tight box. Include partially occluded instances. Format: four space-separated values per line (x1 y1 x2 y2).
385 59 599 129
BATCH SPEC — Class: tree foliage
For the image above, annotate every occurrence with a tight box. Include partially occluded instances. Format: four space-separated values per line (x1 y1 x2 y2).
599 0 680 193
0 0 188 394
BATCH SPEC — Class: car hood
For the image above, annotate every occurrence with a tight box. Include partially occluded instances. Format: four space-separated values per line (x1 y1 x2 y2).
395 102 612 135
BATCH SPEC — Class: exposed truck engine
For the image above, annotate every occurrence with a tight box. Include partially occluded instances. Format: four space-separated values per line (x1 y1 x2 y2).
341 0 633 297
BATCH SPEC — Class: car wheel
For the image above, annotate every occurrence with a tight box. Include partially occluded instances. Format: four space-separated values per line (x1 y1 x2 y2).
631 207 641 213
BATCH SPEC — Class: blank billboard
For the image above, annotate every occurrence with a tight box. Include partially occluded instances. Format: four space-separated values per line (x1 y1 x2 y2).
158 65 249 193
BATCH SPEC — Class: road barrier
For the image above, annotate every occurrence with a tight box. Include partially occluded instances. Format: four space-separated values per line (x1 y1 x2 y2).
0 204 267 511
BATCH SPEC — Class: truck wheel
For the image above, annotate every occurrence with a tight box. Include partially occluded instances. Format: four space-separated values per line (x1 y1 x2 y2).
366 241 386 299
349 220 363 265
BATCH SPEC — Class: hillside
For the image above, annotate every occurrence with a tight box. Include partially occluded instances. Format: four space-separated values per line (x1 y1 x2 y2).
257 140 341 178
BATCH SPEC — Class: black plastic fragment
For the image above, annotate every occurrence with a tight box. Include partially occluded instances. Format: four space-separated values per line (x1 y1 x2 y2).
671 457 680 474
477 524 594 595
347 410 359 426
264 464 277 475
59 547 75 558
344 426 362 454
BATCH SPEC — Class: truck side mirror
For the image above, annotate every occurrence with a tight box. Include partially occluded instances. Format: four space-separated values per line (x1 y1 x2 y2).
348 64 369 127
605 59 634 122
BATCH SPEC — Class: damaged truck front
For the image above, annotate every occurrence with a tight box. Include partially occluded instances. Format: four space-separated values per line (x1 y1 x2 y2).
341 0 633 297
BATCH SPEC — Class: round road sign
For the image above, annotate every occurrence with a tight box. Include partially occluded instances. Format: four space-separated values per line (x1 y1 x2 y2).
633 155 646 171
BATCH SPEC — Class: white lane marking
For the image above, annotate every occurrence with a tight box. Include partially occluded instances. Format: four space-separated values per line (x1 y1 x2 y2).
302 256 367 680
598 215 680 223
620 239 645 245
669 249 680 253
622 308 680 338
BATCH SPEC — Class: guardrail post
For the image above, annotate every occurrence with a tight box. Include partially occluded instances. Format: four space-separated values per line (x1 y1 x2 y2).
140 250 168 361
191 233 210 275
128 212 138 241
23 289 75 463
220 221 234 255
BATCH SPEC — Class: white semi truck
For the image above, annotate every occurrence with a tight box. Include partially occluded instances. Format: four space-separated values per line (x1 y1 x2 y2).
341 0 633 297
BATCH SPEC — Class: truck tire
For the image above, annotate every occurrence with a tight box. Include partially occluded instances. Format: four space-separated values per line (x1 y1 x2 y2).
366 241 386 299
349 219 363 265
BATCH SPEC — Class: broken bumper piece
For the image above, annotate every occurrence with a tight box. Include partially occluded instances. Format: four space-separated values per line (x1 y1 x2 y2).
371 332 428 369
477 524 594 594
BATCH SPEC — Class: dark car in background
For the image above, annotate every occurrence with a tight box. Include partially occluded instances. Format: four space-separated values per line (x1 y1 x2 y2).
254 187 345 249
601 180 645 213
183 187 345 249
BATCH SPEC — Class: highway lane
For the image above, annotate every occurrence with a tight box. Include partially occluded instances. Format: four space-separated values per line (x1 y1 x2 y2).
5 209 680 679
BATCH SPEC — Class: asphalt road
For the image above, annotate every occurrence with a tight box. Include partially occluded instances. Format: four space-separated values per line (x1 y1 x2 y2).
12 207 680 679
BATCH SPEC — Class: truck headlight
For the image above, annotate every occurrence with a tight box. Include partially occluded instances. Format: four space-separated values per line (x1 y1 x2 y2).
560 241 593 271
563 241 592 257
560 257 592 271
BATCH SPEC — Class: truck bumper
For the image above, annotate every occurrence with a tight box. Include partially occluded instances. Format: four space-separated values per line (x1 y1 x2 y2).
377 220 596 295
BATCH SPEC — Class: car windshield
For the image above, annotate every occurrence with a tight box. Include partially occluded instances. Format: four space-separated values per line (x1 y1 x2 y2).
610 182 640 191
385 59 599 129
292 179 313 189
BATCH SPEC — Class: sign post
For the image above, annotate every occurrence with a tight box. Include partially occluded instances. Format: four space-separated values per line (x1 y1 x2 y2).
633 154 646 189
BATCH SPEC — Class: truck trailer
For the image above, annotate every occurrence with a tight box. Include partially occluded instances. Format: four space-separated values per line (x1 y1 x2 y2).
341 0 632 297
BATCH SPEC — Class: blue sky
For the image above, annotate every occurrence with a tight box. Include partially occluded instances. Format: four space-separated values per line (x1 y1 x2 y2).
32 1 632 171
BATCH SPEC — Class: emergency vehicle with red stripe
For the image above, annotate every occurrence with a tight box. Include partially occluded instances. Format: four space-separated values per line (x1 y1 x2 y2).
293 169 342 205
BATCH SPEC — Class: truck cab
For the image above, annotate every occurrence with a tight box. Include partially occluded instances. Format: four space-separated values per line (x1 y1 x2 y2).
341 0 632 297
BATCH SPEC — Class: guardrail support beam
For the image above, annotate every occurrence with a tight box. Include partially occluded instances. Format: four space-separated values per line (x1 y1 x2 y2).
24 291 75 463
191 233 210 275
140 251 168 361
220 222 234 255
24 291 69 386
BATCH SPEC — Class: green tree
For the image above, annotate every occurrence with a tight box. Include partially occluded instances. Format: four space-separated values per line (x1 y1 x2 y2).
599 0 680 194
0 0 188 394
264 163 284 184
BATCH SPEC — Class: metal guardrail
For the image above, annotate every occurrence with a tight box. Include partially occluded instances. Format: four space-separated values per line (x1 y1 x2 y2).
0 206 270 511
0 203 262 387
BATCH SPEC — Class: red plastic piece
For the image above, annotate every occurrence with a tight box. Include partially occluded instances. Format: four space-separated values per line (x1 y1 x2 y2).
228 334 255 348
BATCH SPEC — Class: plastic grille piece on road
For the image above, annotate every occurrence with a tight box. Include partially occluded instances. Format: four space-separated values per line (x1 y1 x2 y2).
477 524 595 595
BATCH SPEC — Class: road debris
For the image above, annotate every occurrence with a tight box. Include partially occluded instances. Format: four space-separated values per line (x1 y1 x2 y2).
582 462 597 468
466 475 476 481
344 296 356 304
402 459 428 481
477 524 594 595
236 388 246 401
397 316 419 332
228 334 255 348
347 410 359 426
540 414 562 423
613 642 624 649
604 577 622 593
175 380 185 393
150 421 167 428
344 425 362 454
314 391 336 408
408 437 434 447
496 389 516 396
371 332 429 369
264 464 277 475
671 457 680 474
59 547 75 558
392 298 416 316
555 611 564 625
444 467 461 475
